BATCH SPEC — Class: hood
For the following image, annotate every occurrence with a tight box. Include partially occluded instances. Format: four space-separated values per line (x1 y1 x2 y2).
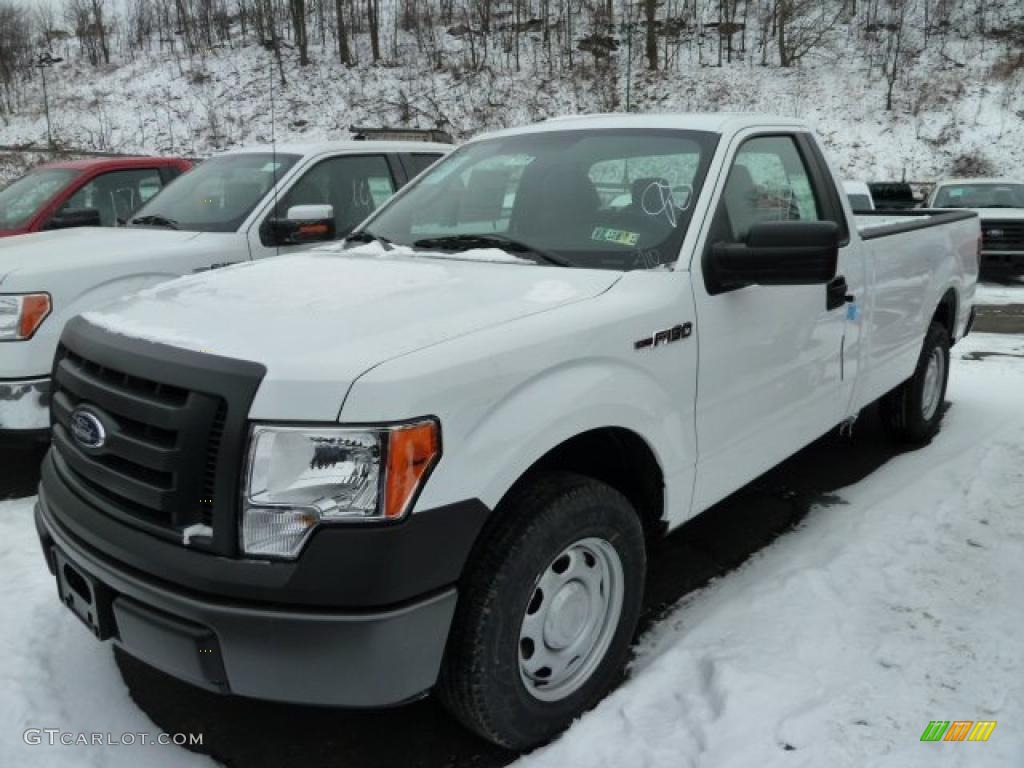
80 249 622 421
965 208 1024 222
0 227 204 284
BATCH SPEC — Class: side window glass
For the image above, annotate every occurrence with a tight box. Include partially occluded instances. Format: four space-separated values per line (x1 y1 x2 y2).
406 153 443 177
717 136 821 242
273 155 396 238
58 169 164 226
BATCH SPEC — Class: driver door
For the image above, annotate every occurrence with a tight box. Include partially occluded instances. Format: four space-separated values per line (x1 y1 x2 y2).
690 132 860 512
248 154 400 259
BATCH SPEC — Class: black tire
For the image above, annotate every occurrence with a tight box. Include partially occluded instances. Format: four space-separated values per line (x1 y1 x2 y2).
880 322 951 445
437 472 646 751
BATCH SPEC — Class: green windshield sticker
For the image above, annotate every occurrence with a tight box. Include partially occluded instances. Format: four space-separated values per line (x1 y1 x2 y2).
592 227 640 246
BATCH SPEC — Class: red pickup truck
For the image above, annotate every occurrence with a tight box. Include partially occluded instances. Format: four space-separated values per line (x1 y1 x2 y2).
0 156 193 237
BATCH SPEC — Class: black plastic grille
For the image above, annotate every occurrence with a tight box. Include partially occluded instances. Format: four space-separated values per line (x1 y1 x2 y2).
48 318 266 557
51 346 226 547
982 220 1024 252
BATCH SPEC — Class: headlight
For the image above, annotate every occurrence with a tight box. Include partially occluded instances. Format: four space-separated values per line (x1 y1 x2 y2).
242 419 441 559
0 293 51 341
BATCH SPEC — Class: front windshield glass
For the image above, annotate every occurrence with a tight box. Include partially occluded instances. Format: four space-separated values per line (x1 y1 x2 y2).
933 183 1024 209
0 168 78 229
130 153 300 232
360 129 718 270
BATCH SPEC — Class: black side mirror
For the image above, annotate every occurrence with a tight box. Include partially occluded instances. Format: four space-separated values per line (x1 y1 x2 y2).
710 220 839 291
269 204 336 246
46 208 102 230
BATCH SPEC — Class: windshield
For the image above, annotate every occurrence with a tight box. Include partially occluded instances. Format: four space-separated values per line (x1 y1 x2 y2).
0 168 78 229
933 183 1024 209
359 129 718 270
130 153 300 232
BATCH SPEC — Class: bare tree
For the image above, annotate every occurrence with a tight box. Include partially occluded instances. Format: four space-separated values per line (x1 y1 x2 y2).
643 0 657 69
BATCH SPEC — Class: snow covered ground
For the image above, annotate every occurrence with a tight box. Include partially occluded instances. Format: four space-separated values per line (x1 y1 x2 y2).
976 278 1024 307
1 331 1022 767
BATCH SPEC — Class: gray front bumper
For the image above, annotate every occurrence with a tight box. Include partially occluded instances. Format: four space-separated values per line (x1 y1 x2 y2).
0 376 51 432
981 250 1024 274
36 495 457 707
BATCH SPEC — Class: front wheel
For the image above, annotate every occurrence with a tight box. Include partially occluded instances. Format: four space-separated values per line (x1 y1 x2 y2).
880 322 951 444
437 473 646 750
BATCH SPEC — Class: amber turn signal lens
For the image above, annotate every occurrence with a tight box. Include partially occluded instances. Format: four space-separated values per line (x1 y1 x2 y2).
19 294 51 339
384 420 441 519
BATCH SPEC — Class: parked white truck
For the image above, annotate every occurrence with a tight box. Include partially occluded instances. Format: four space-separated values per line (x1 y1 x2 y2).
35 114 978 750
927 177 1024 277
0 140 449 438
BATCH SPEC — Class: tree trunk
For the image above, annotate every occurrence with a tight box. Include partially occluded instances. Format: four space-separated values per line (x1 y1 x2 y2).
368 0 381 61
644 0 657 70
334 0 352 64
777 0 789 67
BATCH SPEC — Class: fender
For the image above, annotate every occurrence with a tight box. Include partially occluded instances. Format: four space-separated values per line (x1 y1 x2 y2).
341 273 700 529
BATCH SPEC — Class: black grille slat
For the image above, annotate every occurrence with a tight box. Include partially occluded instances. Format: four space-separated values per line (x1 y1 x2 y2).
200 402 228 527
53 427 175 510
56 358 187 429
63 348 189 404
52 390 178 472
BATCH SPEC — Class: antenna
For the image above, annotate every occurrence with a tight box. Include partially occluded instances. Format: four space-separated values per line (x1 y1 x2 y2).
269 43 279 257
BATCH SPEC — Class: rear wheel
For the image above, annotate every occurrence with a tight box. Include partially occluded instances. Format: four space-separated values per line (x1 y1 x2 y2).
438 473 646 750
880 322 950 444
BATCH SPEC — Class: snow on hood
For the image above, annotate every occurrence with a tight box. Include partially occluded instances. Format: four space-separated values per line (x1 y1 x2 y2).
0 227 203 280
81 249 621 420
318 240 535 265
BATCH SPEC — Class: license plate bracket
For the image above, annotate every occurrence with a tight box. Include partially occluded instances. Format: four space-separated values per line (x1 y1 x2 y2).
54 548 116 641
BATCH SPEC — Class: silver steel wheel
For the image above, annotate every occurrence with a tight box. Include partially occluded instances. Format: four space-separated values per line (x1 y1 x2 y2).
921 346 945 421
518 537 625 702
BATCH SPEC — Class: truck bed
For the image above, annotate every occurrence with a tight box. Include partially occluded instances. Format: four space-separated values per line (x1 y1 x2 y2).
854 208 977 239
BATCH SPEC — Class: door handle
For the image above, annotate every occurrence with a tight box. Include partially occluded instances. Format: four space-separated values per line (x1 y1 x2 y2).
827 275 853 311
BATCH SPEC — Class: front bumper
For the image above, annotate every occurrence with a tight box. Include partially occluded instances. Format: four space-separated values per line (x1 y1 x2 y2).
0 376 50 434
36 490 459 707
980 250 1024 276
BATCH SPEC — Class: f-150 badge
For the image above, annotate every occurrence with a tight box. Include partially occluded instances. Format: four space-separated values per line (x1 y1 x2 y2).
635 323 693 350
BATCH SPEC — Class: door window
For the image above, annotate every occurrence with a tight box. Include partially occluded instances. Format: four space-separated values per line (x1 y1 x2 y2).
716 136 821 242
405 153 444 177
270 155 396 240
58 168 165 226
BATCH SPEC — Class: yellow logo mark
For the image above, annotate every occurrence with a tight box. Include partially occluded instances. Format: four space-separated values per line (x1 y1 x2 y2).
967 721 997 742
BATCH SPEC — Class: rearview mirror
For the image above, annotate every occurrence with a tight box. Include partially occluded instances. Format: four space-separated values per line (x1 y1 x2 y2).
46 208 102 230
710 221 839 291
269 204 336 246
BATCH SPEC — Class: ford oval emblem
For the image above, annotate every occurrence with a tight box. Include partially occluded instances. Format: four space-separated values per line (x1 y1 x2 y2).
70 407 106 449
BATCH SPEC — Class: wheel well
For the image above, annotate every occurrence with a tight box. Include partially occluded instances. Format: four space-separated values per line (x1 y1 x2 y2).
932 288 957 337
513 428 666 538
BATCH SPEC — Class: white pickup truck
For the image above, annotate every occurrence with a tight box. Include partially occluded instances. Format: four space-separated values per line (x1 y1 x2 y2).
35 114 978 751
0 140 449 438
927 177 1024 277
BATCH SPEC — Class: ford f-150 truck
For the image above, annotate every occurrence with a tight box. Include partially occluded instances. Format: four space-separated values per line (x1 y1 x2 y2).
927 177 1024 277
0 141 448 439
34 114 978 750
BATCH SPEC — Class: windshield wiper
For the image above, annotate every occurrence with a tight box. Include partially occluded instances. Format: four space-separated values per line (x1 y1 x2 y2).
131 214 180 230
413 233 575 267
345 230 393 249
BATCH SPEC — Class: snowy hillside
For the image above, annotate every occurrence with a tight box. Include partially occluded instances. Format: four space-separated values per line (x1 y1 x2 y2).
1 2 1023 184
